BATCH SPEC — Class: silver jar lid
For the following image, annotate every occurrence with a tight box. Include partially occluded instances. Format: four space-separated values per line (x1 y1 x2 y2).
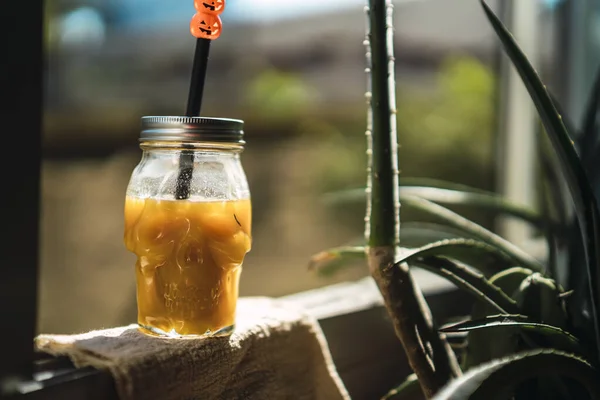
140 116 244 143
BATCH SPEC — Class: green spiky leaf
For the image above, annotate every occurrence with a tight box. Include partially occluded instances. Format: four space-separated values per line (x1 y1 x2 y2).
403 256 519 315
580 65 600 194
324 180 555 232
515 272 568 329
538 146 565 281
433 350 600 400
463 267 534 369
489 267 535 295
309 237 516 278
381 373 421 400
399 186 555 232
441 315 583 355
578 65 600 167
308 246 366 277
400 195 544 273
400 177 492 194
481 0 600 361
401 238 518 277
549 92 578 146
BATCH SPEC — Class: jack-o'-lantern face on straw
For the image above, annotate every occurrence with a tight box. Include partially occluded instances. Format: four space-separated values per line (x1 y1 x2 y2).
191 13 222 39
194 0 225 15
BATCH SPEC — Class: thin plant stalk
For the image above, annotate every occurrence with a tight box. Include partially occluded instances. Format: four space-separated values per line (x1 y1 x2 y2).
364 0 460 397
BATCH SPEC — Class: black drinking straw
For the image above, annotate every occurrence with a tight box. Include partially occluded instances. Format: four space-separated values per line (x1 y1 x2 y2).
186 38 212 116
175 38 212 200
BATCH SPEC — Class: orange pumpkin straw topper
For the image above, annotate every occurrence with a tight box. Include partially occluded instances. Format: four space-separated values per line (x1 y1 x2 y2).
186 0 225 116
194 0 225 15
190 0 226 40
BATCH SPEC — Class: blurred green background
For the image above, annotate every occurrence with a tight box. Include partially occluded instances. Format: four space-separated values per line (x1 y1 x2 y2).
40 0 599 334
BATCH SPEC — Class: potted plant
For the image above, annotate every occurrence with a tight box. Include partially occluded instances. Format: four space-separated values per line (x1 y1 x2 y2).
310 1 600 398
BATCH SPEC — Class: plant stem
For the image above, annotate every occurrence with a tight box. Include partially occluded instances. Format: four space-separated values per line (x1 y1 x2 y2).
367 251 461 398
366 0 398 247
365 1 460 397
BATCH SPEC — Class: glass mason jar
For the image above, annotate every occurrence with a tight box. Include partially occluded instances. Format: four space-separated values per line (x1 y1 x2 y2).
124 116 251 338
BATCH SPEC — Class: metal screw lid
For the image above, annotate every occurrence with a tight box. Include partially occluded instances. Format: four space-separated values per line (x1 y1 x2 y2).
140 116 244 144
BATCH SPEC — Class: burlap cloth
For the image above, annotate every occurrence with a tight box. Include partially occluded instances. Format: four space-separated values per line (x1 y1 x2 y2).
35 297 350 400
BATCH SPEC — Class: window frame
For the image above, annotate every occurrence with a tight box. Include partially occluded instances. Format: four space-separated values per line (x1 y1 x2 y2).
1 0 43 386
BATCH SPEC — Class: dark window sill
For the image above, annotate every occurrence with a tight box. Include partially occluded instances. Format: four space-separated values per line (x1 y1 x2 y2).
7 272 471 400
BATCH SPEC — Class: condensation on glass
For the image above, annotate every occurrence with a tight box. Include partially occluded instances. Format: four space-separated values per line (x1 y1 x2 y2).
124 116 251 338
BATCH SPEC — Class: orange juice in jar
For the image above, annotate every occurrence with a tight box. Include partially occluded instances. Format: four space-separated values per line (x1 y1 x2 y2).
124 117 251 338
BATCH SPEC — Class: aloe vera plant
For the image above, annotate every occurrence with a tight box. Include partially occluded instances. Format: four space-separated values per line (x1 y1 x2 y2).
363 0 460 396
309 0 600 398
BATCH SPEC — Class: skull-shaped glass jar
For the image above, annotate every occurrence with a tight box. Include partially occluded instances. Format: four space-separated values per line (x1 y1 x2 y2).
124 116 251 338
